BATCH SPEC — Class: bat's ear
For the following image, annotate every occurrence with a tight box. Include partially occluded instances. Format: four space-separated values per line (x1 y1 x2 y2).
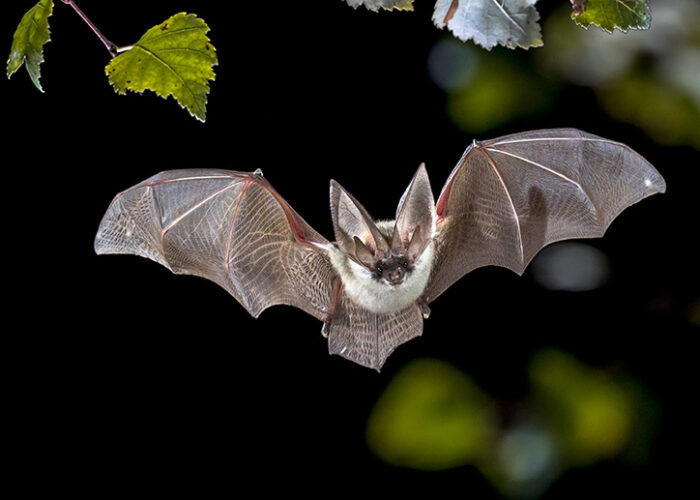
353 236 376 268
330 180 389 258
392 163 436 260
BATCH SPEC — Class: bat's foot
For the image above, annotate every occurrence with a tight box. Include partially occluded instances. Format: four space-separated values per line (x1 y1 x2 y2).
321 322 330 338
418 298 431 319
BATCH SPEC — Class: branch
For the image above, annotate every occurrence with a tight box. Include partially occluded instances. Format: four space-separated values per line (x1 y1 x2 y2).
61 0 118 57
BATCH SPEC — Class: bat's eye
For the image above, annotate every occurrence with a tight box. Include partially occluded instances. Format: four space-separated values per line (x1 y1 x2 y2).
375 264 383 274
402 260 409 268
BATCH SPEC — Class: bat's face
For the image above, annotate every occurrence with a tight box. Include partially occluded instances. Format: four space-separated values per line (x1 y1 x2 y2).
330 164 437 290
373 254 412 286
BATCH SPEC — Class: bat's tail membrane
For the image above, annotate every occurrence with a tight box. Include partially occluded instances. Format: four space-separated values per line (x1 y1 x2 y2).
327 295 424 371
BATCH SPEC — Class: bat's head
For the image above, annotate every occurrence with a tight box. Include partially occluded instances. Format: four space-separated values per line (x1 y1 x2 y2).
331 164 436 287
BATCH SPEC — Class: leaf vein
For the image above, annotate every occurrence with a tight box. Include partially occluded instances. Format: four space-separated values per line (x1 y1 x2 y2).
132 43 202 113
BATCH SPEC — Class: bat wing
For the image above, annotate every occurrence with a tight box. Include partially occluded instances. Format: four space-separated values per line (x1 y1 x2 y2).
425 128 666 303
95 169 336 320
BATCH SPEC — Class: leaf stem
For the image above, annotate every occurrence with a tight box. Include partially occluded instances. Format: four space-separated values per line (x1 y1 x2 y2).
61 0 119 57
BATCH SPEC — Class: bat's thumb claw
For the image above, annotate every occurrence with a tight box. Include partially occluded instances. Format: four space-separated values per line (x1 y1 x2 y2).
418 299 431 319
321 322 330 338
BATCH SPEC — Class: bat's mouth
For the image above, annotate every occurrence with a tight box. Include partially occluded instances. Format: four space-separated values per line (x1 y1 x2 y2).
383 266 407 286
384 275 406 286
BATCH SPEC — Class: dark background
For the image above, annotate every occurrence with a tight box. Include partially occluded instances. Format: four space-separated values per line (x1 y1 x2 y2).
4 0 698 496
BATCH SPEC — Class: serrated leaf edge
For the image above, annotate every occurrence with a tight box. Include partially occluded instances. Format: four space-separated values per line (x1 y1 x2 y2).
572 0 651 33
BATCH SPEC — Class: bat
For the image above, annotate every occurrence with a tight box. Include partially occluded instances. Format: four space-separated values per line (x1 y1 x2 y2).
95 128 665 370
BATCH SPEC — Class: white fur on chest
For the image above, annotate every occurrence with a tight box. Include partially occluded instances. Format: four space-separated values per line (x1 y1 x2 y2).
328 240 434 314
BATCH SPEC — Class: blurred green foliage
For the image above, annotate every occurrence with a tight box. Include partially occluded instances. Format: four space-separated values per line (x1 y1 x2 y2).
542 0 700 149
430 0 700 149
444 47 555 134
530 349 633 464
598 74 700 149
366 358 497 470
367 350 657 498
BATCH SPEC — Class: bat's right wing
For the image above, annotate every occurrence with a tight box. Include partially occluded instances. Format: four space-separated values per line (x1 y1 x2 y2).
425 128 665 303
95 169 336 321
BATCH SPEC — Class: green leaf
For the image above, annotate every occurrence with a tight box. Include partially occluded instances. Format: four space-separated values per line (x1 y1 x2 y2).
572 0 651 32
344 0 414 12
433 0 542 50
105 12 218 122
6 0 54 92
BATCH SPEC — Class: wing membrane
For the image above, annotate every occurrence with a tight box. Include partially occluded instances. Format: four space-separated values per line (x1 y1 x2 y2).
95 169 335 320
426 128 665 302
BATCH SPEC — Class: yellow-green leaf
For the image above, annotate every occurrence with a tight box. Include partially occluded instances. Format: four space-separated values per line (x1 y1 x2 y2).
105 12 218 122
572 0 651 32
7 0 54 92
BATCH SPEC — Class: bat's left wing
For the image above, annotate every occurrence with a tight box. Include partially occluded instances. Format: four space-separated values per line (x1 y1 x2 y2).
425 128 666 303
95 169 336 321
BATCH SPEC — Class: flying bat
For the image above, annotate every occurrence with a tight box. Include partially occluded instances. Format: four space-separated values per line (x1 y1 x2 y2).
95 128 665 370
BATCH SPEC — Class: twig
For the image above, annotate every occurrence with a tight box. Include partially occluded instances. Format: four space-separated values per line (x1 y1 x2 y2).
61 0 119 57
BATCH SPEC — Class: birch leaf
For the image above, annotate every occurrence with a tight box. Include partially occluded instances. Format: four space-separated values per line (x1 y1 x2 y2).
433 0 542 50
6 0 54 92
344 0 414 11
572 0 651 32
105 12 218 122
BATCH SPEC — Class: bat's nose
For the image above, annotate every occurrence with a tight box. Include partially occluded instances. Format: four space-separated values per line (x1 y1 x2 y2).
386 268 405 285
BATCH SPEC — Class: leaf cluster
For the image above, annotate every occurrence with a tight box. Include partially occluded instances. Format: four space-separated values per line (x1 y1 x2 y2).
6 1 217 121
345 0 651 50
6 1 654 122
